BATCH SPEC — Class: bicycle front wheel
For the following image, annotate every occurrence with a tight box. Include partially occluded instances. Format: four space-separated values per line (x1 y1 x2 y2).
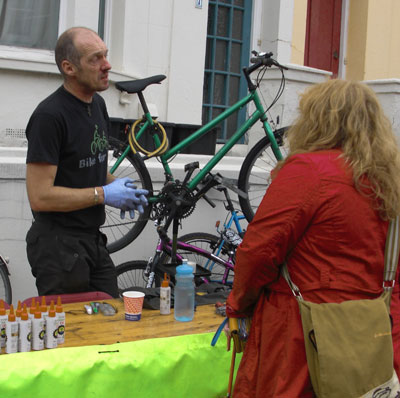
115 260 148 296
0 263 12 305
102 137 153 253
238 127 288 222
160 232 234 286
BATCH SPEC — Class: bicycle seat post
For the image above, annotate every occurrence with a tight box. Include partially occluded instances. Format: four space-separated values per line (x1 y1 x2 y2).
137 92 152 120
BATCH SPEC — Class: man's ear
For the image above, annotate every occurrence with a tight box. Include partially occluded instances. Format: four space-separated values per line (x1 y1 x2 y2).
61 60 78 77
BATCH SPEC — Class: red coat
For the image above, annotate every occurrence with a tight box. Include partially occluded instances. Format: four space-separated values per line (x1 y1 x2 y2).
227 150 400 398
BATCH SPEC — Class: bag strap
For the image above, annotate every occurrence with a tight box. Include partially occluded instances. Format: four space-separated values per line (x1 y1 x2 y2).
282 216 400 299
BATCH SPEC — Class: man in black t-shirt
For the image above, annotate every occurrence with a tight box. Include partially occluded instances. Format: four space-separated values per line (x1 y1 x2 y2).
25 27 148 297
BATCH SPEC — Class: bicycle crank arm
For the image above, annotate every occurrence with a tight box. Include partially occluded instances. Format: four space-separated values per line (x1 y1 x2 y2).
214 174 248 199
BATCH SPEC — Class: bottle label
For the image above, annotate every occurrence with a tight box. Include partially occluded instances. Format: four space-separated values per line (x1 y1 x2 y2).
0 318 6 348
5 323 19 354
45 318 58 349
57 316 65 343
32 319 45 350
18 321 32 352
160 287 171 315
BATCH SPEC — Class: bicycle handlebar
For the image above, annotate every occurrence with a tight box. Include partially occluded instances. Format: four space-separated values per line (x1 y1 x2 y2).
249 51 288 70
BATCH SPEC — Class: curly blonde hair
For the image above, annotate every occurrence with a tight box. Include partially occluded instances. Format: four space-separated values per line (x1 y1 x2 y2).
280 79 400 219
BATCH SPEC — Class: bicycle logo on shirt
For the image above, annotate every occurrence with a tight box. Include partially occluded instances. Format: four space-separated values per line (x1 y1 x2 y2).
91 125 108 155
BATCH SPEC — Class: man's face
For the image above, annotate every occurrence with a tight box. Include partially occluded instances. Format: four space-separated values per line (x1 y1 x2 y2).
73 31 111 95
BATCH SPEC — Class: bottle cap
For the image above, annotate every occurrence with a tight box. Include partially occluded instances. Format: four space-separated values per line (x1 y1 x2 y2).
21 311 29 321
40 296 47 312
16 300 22 317
176 264 194 275
0 300 5 316
8 304 15 322
34 310 42 319
161 273 170 287
48 300 56 317
56 296 63 313
29 298 37 314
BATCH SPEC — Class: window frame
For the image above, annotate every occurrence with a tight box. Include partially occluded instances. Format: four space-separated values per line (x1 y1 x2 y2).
202 0 253 144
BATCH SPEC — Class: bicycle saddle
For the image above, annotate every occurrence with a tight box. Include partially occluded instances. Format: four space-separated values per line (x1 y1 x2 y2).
115 75 166 94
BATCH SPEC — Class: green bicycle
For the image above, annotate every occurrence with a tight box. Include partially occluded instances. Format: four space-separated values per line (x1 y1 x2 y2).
103 51 288 253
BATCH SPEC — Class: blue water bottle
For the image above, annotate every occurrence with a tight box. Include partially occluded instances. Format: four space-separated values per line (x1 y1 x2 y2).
174 259 195 322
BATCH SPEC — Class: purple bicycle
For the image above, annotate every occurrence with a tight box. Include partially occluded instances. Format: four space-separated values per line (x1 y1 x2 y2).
116 184 245 293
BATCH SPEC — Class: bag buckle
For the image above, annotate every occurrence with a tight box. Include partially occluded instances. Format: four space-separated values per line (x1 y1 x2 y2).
383 279 396 290
291 289 303 301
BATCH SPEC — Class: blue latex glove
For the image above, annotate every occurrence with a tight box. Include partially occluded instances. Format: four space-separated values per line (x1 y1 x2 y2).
126 182 148 214
103 178 149 219
120 205 137 220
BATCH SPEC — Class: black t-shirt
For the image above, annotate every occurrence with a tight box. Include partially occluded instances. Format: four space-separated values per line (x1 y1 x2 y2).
26 86 110 230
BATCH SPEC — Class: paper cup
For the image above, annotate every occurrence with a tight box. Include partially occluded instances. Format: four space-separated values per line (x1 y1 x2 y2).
122 291 145 321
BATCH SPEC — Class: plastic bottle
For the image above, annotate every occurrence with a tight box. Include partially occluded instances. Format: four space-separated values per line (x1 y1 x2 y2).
18 307 32 353
174 259 195 322
45 301 58 349
32 308 45 351
160 273 171 315
5 304 18 354
55 296 65 344
0 300 8 349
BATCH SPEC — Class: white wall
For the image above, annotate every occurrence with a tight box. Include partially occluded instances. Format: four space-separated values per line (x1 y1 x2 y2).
0 0 208 146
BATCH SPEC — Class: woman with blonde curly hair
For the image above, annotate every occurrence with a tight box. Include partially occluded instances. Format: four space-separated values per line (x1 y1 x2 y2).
226 79 400 397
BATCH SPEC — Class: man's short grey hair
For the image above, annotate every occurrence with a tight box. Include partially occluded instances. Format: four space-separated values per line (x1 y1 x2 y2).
54 27 98 76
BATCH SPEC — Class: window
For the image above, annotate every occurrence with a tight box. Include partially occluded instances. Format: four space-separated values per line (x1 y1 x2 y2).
0 0 60 50
203 0 252 143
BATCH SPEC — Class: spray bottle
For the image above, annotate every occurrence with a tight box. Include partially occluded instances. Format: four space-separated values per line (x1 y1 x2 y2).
160 273 171 315
18 305 32 353
56 296 65 344
5 304 18 354
45 301 58 349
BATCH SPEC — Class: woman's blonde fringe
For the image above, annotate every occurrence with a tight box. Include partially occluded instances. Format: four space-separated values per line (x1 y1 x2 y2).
278 79 400 220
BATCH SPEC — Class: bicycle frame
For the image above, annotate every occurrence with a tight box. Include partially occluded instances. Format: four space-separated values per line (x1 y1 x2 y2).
110 72 284 203
156 237 235 286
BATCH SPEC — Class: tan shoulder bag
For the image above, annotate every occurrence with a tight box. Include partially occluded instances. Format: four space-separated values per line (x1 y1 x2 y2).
282 217 400 398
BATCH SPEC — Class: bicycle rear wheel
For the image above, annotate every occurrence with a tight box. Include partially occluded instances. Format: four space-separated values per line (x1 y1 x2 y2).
0 262 12 305
115 260 148 296
102 137 153 253
160 232 234 286
238 127 288 222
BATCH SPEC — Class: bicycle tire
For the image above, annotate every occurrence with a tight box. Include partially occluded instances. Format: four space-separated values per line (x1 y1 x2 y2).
160 232 234 286
102 137 153 253
0 264 12 305
115 260 148 295
238 127 288 223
